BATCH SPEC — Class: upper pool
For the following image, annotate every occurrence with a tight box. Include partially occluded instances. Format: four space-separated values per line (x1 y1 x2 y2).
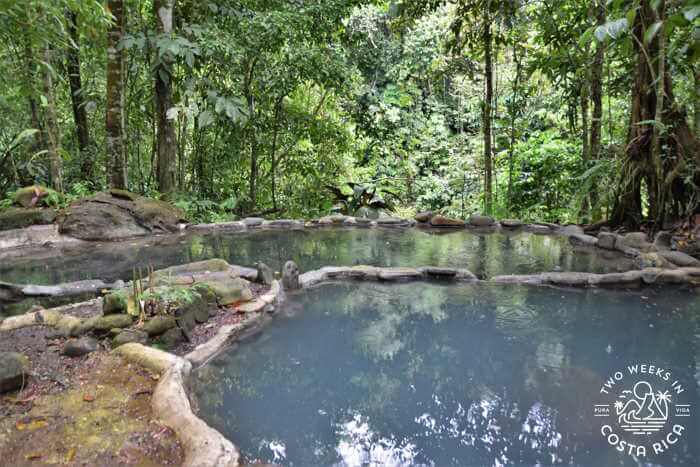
0 228 633 285
192 282 700 466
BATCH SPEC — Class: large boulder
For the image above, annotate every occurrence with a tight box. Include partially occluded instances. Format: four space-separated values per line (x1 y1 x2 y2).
430 215 465 227
0 352 28 393
59 190 187 241
0 208 57 231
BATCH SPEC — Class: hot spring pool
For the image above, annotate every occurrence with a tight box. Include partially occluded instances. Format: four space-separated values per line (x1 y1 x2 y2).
0 228 633 285
192 282 699 466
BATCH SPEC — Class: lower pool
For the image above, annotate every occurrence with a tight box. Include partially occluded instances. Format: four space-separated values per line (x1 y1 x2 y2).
192 282 699 466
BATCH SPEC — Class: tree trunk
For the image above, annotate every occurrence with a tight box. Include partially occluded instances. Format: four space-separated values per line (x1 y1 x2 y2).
22 35 46 154
580 84 590 162
270 96 283 211
650 0 666 225
610 0 699 229
694 65 700 136
589 0 605 161
41 45 63 193
588 0 605 221
106 0 127 189
482 21 493 215
66 10 92 180
507 44 521 213
154 0 177 197
244 59 257 210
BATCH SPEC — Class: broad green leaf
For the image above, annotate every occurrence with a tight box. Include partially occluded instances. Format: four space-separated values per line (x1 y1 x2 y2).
684 6 700 22
644 21 662 44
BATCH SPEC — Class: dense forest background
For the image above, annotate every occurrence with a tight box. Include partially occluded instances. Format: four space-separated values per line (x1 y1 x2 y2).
0 0 698 228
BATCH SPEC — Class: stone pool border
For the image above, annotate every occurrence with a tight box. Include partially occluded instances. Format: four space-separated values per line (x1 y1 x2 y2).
0 214 644 257
111 264 700 466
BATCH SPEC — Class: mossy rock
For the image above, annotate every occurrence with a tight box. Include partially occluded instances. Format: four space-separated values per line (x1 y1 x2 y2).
142 315 177 336
112 329 149 347
93 314 134 332
13 185 61 208
108 189 138 201
102 292 128 315
157 327 185 349
59 191 187 241
0 207 57 231
201 278 253 305
0 352 29 393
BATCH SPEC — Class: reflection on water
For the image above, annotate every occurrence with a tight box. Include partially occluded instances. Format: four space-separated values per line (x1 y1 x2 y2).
192 283 699 466
0 228 633 285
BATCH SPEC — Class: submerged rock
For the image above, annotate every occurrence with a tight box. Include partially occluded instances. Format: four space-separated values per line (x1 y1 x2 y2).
59 190 186 241
0 352 28 393
414 211 433 223
429 215 465 227
282 261 300 290
62 337 99 357
0 208 57 231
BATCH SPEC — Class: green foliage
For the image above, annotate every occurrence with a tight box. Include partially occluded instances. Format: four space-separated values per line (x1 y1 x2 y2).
0 0 696 226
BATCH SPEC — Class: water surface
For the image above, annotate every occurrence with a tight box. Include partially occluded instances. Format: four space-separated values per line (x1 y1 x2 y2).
193 282 699 466
0 228 633 285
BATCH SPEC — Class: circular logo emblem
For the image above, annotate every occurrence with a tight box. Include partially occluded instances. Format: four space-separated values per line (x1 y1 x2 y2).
593 363 692 458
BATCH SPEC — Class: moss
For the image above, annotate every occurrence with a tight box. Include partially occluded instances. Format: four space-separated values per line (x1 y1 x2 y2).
102 290 128 314
0 207 57 231
0 354 182 465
